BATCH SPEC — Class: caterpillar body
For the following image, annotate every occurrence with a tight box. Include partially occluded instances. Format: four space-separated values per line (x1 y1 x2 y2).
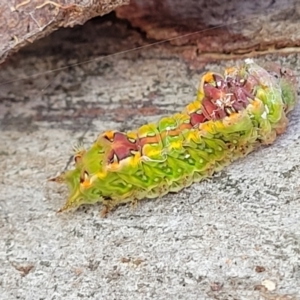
51 59 298 215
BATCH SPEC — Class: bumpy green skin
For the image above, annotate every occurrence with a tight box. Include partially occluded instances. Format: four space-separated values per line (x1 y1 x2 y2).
53 59 298 213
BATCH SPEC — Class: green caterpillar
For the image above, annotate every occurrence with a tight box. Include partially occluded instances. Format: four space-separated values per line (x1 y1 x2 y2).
51 59 298 215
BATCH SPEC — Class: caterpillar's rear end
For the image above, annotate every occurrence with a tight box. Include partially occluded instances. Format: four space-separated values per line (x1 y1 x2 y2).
51 59 298 214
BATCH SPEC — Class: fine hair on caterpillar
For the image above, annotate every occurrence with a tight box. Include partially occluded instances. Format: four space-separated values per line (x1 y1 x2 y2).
49 59 298 216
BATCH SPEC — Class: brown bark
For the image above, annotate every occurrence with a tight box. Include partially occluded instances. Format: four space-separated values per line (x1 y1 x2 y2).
0 0 129 63
116 0 300 64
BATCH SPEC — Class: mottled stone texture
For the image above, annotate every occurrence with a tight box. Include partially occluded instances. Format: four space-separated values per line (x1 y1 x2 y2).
2 0 300 66
0 0 129 63
117 0 300 64
0 16 300 299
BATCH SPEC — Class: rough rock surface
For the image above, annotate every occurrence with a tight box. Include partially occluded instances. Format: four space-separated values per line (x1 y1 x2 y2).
117 0 300 64
0 16 300 300
0 0 129 63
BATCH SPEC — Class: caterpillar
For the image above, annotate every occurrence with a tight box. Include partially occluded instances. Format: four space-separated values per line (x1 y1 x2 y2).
50 59 298 215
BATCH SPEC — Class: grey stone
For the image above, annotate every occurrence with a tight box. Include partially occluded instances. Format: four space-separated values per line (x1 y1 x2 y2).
0 17 299 300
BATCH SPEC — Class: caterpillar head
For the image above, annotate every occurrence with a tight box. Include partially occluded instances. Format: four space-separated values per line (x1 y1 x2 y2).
49 143 108 212
56 169 106 213
49 168 104 212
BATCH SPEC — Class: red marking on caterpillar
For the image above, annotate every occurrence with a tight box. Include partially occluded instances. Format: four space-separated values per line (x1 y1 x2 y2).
50 59 298 215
